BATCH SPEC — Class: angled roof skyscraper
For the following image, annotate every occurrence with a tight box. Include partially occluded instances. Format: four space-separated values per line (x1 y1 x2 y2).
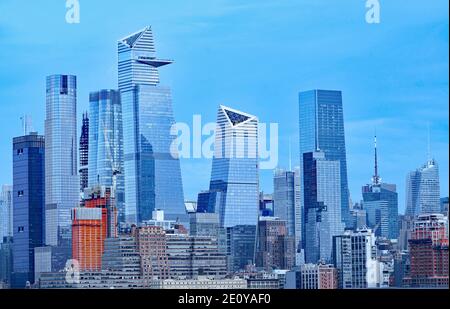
118 26 185 225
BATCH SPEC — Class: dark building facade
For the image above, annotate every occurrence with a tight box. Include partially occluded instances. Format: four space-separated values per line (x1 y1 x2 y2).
12 133 45 288
79 112 89 193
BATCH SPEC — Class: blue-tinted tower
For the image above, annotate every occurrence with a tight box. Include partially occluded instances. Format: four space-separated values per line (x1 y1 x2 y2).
299 90 350 249
118 27 185 225
12 132 45 288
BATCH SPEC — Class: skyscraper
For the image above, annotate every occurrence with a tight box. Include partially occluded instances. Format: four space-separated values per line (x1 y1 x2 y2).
88 90 125 223
12 133 45 288
299 90 350 238
79 112 89 193
405 159 441 217
207 105 259 228
44 74 79 265
273 169 301 251
0 185 12 241
362 136 399 240
118 26 185 225
303 151 344 264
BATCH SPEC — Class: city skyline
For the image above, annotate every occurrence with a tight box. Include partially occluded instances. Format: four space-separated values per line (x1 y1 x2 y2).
0 0 448 215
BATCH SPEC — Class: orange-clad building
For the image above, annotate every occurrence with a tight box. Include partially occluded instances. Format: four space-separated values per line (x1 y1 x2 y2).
72 208 103 271
72 186 118 271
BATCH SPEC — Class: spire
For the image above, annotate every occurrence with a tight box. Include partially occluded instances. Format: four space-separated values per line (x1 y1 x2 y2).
427 122 431 162
372 132 381 185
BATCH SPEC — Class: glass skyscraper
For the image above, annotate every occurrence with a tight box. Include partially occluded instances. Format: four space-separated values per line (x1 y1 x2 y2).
0 185 12 242
303 151 344 264
118 26 185 224
361 136 399 240
273 169 299 244
12 132 45 288
405 159 441 217
362 183 399 240
88 89 125 223
299 89 351 247
44 74 79 263
207 105 259 228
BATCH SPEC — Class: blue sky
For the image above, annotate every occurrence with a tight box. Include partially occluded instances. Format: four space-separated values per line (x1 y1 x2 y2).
0 0 448 213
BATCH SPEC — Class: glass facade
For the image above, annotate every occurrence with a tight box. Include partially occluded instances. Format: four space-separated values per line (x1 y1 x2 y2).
118 26 185 225
405 159 441 217
88 89 125 223
0 185 12 242
299 90 350 243
45 75 79 263
208 105 259 228
12 133 45 288
227 225 257 272
362 183 399 240
303 151 344 264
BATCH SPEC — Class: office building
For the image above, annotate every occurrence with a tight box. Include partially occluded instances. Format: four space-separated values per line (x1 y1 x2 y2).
166 234 227 279
299 89 351 235
136 225 169 285
227 225 257 272
405 159 441 217
118 26 185 224
0 185 12 241
362 136 399 240
303 151 344 264
273 169 300 248
0 237 13 287
88 90 125 223
256 217 295 271
206 105 259 227
44 74 79 267
12 133 45 288
79 112 89 193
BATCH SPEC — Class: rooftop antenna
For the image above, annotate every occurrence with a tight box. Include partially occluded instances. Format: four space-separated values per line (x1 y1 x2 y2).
372 129 381 185
20 115 32 135
427 122 431 162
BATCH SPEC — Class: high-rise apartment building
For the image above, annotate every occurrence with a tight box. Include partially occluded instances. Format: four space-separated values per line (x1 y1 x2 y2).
227 225 257 272
303 151 344 264
118 26 185 225
72 186 118 271
332 229 383 289
44 74 79 267
12 133 45 288
88 90 125 223
79 113 89 193
299 89 350 236
403 214 449 288
405 159 441 217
